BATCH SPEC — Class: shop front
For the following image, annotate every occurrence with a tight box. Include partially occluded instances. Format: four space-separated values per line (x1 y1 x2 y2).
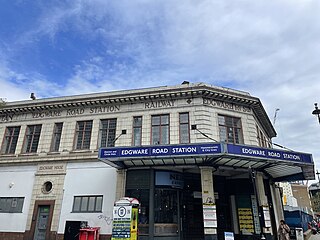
99 142 314 240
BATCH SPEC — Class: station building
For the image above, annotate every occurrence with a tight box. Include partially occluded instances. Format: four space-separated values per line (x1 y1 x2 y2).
0 82 314 240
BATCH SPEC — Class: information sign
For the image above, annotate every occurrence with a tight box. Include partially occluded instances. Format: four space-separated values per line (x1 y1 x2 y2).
112 206 132 240
99 143 222 159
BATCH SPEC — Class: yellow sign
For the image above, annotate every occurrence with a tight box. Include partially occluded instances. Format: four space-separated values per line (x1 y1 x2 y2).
130 208 138 240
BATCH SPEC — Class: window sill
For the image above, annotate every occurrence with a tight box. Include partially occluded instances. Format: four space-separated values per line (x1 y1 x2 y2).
69 150 92 154
18 153 38 157
71 211 102 213
0 153 17 157
47 152 61 155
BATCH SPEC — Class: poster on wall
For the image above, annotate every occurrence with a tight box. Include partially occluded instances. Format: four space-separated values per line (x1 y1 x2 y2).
112 205 132 239
224 232 234 240
251 195 261 234
263 206 271 227
237 208 254 233
203 204 217 228
236 195 255 234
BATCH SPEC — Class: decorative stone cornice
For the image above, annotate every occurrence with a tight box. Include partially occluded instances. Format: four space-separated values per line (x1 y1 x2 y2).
0 83 276 137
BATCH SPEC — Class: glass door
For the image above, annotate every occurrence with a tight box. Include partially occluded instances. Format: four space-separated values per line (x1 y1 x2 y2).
154 188 180 238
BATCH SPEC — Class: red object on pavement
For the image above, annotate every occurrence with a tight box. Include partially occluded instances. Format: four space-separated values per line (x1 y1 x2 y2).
79 227 100 240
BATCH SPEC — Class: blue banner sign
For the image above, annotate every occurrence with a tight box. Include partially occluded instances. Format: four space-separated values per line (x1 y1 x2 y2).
227 144 313 164
99 143 222 159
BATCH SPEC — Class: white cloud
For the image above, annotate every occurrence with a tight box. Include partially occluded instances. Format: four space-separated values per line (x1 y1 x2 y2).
1 0 320 180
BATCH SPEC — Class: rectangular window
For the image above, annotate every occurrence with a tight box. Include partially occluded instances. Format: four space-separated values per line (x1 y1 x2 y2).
74 121 93 150
72 195 103 212
23 125 42 153
151 114 169 145
132 116 142 146
99 119 117 147
256 125 269 148
1 126 20 154
0 197 24 213
218 115 243 144
179 113 190 144
50 123 63 152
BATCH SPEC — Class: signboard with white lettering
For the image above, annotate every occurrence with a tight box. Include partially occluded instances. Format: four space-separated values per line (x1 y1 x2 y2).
99 143 222 159
112 206 132 239
227 144 313 164
224 232 234 240
155 171 184 189
99 143 313 167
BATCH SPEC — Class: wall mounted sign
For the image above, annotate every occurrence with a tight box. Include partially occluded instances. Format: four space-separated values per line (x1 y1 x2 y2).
99 143 313 166
227 144 313 164
203 204 217 228
99 143 222 159
155 171 184 189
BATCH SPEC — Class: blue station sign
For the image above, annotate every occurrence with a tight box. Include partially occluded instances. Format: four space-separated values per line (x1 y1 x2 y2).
99 143 313 165
227 144 313 164
99 143 222 159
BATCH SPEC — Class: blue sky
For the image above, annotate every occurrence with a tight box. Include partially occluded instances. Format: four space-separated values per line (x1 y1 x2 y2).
1 0 320 179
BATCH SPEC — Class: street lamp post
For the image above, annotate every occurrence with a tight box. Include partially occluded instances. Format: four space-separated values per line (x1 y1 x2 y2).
312 103 320 124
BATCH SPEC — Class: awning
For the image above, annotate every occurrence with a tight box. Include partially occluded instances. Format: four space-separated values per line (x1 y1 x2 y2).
98 143 314 181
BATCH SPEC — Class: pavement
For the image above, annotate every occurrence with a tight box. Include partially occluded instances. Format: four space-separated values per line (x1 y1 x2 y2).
309 234 320 239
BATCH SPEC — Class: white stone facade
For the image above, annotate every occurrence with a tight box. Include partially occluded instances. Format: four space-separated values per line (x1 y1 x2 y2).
0 82 280 239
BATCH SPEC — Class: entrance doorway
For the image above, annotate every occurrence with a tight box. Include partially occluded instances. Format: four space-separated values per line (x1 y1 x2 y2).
64 221 88 240
181 173 204 240
30 200 54 240
34 206 50 240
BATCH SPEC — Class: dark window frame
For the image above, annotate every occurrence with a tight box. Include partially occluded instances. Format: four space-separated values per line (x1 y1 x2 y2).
0 197 24 213
74 120 93 150
72 195 103 213
50 122 63 152
132 116 142 146
1 126 21 154
179 112 190 144
151 114 170 145
218 115 243 144
99 119 117 148
22 125 42 153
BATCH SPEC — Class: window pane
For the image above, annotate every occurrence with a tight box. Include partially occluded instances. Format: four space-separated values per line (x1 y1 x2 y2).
95 196 103 212
152 126 160 145
154 189 178 223
75 121 92 150
1 126 20 154
179 113 189 123
179 113 189 144
51 123 63 152
218 115 225 125
133 116 142 127
133 117 142 146
152 116 160 125
151 114 169 145
23 125 42 153
73 196 102 212
80 197 89 211
0 197 24 213
99 119 117 147
88 197 95 211
133 128 142 146
218 115 243 144
180 125 189 143
161 126 169 144
73 197 81 212
161 115 169 125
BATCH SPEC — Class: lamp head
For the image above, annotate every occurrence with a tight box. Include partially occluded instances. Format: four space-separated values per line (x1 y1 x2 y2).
312 103 320 115
191 124 197 130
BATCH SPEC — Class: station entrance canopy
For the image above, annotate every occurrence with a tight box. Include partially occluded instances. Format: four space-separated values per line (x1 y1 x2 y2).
98 143 314 181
